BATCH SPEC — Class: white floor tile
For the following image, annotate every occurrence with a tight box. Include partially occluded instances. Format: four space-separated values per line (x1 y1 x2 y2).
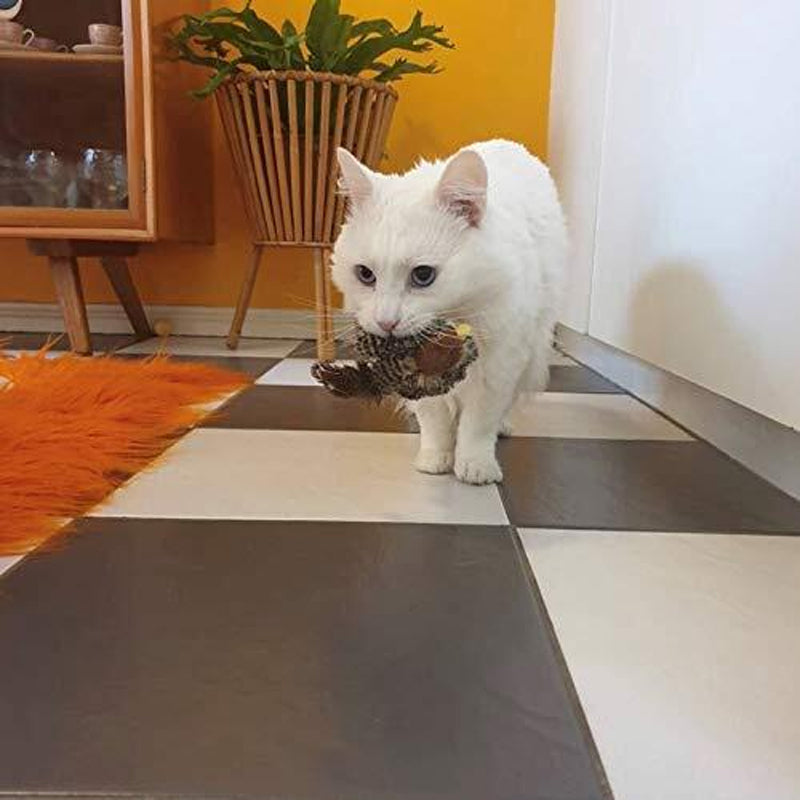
510 393 691 440
257 358 354 386
521 529 800 800
1 351 63 388
2 350 67 359
0 555 23 579
119 336 300 358
261 349 574 387
93 429 508 526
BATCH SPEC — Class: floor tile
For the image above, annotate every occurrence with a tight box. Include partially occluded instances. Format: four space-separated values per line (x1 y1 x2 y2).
119 335 300 358
0 331 138 353
0 518 604 799
0 556 22 580
521 529 800 800
500 439 800 532
260 360 621 394
258 357 354 386
94 429 508 525
115 353 278 379
288 339 359 359
290 340 577 365
547 365 622 394
210 385 415 432
510 393 689 440
211 385 687 441
2 349 66 360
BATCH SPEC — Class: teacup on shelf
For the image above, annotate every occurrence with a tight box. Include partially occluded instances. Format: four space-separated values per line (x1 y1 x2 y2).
29 37 68 52
0 20 34 46
88 23 122 47
73 23 123 55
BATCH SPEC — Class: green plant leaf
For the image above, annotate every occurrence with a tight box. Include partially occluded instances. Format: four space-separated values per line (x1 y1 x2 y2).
305 0 340 70
281 19 306 69
239 7 284 46
191 58 242 98
349 18 395 39
189 4 250 23
322 14 354 71
373 57 440 82
337 10 453 75
166 0 454 100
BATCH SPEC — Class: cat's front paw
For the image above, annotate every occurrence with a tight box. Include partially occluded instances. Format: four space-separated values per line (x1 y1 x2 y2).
455 453 503 485
415 449 454 475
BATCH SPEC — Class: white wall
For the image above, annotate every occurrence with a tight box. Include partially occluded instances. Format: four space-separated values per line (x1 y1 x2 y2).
547 0 611 332
551 0 800 430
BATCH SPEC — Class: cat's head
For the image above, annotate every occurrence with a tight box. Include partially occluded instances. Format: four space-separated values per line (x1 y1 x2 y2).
331 147 488 338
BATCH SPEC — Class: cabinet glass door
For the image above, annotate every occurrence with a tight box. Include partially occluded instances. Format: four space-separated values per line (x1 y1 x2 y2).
0 0 144 230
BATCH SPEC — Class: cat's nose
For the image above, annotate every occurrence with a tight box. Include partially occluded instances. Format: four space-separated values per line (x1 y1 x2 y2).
377 318 399 334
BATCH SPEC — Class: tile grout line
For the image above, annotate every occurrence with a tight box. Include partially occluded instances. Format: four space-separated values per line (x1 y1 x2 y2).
507 526 617 800
515 525 800 537
562 343 800 506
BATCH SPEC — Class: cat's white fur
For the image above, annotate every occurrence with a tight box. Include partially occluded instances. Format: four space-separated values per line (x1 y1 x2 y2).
332 139 566 484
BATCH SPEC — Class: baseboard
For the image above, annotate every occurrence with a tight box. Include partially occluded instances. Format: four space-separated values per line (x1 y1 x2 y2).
556 324 800 501
0 302 345 340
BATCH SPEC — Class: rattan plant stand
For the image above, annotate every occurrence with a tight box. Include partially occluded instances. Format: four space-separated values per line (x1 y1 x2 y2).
216 70 398 359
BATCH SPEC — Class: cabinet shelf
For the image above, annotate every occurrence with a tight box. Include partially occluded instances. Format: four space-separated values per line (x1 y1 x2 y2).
0 49 123 66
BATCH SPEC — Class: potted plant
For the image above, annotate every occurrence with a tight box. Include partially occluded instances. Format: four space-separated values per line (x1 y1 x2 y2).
167 0 453 355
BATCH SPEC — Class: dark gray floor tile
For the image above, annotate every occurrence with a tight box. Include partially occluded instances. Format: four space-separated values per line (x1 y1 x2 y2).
208 385 417 432
500 438 800 532
547 365 622 394
115 353 278 379
1 331 140 353
207 371 625 432
0 518 605 800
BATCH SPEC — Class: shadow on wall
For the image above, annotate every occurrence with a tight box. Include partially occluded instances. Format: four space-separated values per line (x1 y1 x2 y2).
626 264 768 400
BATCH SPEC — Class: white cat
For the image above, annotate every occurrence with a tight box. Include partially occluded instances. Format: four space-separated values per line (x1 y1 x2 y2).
331 139 566 484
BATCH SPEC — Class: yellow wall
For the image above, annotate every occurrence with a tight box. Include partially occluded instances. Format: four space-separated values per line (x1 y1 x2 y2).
0 0 554 309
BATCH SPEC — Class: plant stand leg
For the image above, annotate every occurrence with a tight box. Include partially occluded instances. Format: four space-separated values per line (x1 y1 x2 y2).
323 247 336 354
100 256 153 340
227 244 265 350
314 247 335 361
50 256 91 356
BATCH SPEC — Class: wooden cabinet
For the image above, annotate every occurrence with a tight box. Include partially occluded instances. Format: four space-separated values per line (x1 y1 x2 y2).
0 0 213 242
0 0 213 353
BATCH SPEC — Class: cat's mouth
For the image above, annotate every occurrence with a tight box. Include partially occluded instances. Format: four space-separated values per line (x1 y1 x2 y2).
361 320 413 339
361 317 457 341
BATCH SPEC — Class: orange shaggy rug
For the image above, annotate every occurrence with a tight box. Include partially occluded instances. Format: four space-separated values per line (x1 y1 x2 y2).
0 349 249 556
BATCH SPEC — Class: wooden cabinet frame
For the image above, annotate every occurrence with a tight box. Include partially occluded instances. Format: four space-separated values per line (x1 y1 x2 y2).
0 0 212 355
0 0 212 243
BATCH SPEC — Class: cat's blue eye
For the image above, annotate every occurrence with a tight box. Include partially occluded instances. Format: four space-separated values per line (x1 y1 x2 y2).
355 264 376 286
410 265 437 288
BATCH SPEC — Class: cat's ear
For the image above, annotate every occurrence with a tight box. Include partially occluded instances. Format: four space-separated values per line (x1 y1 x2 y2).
435 149 488 227
337 148 374 206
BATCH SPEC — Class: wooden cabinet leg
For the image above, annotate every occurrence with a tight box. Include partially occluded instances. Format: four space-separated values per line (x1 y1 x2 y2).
100 256 153 339
50 256 91 355
227 244 264 350
314 247 335 361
